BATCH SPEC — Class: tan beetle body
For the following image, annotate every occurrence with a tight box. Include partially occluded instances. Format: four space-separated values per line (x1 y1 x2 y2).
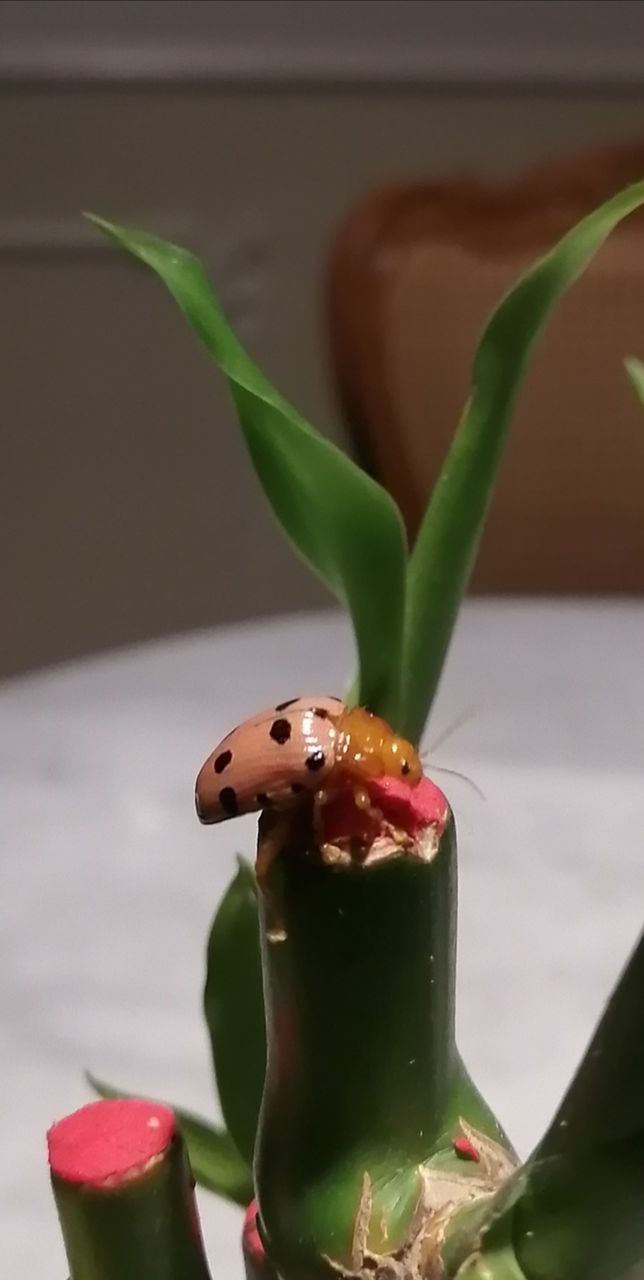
195 695 421 825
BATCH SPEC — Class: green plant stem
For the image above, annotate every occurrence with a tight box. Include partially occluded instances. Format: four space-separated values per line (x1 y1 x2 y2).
51 1128 212 1280
253 810 508 1280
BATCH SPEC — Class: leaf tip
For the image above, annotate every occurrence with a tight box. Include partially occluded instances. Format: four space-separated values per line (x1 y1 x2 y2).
624 355 644 407
83 210 111 231
235 853 258 895
84 1069 106 1098
83 211 127 252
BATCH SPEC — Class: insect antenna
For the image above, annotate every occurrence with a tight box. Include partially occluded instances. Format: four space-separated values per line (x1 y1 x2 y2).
423 707 480 755
426 762 486 801
421 706 485 800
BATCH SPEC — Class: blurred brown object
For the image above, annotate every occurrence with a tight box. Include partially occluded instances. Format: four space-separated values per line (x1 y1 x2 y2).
328 140 644 592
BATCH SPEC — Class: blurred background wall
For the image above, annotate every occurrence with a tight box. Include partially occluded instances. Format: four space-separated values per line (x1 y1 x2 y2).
2 0 644 676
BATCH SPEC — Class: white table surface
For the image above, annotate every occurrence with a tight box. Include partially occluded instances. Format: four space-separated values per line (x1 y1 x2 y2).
3 601 644 1278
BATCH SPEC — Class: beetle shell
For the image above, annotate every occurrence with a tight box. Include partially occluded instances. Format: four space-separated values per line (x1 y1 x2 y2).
195 696 344 824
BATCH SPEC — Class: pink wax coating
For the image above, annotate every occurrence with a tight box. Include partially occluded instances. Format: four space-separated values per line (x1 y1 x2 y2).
48 1098 176 1188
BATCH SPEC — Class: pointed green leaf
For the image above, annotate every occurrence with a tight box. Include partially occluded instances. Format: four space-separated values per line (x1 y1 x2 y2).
401 181 644 744
87 213 407 723
203 858 266 1168
533 927 644 1161
625 354 644 408
86 1072 252 1205
462 929 644 1279
453 1143 644 1280
511 1139 644 1280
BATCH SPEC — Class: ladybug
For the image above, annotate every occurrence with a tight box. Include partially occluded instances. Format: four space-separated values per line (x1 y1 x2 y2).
195 696 421 825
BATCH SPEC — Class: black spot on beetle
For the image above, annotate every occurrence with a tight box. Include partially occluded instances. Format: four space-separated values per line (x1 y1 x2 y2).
314 707 330 719
401 759 411 776
256 792 273 807
305 750 326 772
291 782 305 795
219 786 238 817
214 749 232 774
270 718 292 744
275 697 300 711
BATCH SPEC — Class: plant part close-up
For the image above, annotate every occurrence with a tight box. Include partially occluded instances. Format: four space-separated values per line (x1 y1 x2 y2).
47 182 644 1280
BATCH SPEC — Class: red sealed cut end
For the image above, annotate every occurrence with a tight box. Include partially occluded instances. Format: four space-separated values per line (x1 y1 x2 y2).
321 773 449 849
243 1199 266 1265
453 1135 481 1162
48 1098 177 1188
369 774 449 835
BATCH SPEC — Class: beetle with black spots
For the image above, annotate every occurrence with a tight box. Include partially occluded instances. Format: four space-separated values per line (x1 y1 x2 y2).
195 696 421 825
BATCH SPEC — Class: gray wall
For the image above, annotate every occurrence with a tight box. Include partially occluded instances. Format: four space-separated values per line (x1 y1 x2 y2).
3 1 644 675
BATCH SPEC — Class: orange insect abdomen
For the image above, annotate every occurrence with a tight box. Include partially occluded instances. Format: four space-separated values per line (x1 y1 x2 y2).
334 707 422 786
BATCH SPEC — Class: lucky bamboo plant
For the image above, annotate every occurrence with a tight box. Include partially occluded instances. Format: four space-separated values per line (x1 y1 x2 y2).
49 183 644 1280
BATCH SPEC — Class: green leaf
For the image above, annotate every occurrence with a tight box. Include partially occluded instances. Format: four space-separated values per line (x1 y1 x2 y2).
203 858 266 1169
400 180 644 744
532 926 644 1163
625 354 644 408
86 1072 252 1205
505 1138 644 1280
463 928 644 1279
87 213 407 724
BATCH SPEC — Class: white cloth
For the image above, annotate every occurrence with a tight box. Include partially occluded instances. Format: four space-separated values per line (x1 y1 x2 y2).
3 602 644 1277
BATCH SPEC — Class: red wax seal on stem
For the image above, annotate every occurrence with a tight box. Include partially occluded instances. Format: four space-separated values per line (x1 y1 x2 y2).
48 1099 176 1188
243 1199 266 1264
453 1135 481 1162
321 774 449 848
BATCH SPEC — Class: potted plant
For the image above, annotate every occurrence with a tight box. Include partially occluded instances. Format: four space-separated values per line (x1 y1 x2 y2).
48 182 644 1280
